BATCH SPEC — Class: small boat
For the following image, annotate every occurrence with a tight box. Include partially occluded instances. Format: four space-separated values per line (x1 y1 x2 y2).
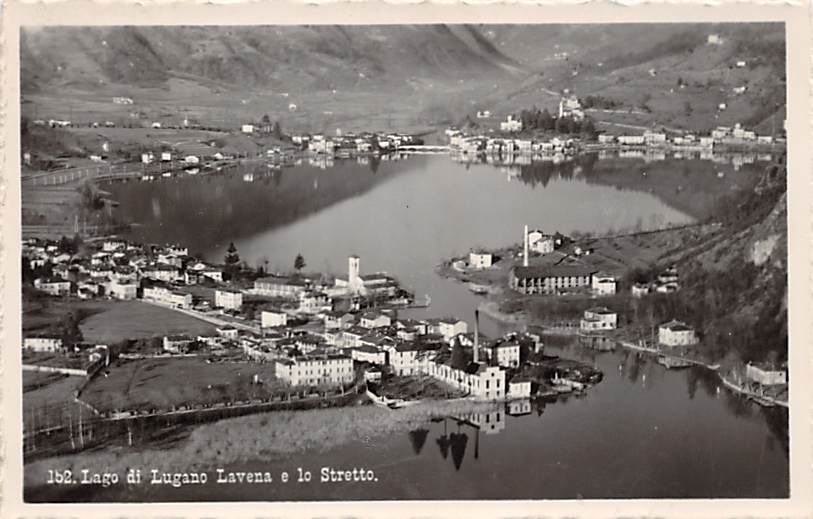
468 283 489 294
389 399 420 409
750 395 776 408
657 355 693 369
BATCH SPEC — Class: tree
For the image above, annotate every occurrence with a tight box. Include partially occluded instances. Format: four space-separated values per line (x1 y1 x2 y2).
59 312 84 347
294 253 306 273
450 340 469 370
272 121 283 140
536 109 554 131
261 114 271 125
555 117 572 134
580 118 597 140
224 243 240 279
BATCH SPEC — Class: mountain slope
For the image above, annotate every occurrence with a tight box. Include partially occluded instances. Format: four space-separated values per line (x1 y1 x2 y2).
21 25 521 93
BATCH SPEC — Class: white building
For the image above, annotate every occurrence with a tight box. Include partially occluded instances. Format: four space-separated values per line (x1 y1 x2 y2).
507 377 532 399
216 325 239 340
559 95 584 121
298 290 331 314
241 124 254 134
745 363 787 386
161 152 172 162
487 338 521 368
274 354 354 387
108 280 138 300
360 312 391 329
163 335 194 353
141 263 179 283
527 230 555 255
386 343 438 376
428 318 468 341
643 131 667 145
617 135 646 146
23 336 63 353
468 251 493 270
631 282 650 298
214 289 243 310
500 115 523 133
184 155 200 165
658 320 698 347
34 278 71 296
350 346 387 365
143 286 192 309
254 275 308 298
422 361 506 400
580 307 618 332
591 273 617 296
261 310 288 328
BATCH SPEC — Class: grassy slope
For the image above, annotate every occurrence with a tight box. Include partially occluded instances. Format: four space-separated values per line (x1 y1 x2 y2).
79 300 216 344
80 357 283 412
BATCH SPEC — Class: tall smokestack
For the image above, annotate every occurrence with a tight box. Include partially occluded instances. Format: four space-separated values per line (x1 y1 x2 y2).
523 224 529 267
474 309 480 364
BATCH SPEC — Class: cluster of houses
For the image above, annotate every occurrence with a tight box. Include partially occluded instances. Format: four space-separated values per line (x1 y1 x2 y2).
290 132 422 158
446 128 577 158
598 123 776 149
631 266 681 297
23 237 224 304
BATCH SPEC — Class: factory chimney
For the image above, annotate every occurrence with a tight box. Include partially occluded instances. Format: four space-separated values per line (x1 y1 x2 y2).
523 224 529 267
474 309 480 364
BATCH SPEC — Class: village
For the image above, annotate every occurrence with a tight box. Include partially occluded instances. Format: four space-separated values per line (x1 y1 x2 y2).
444 93 783 161
23 230 616 452
440 221 789 408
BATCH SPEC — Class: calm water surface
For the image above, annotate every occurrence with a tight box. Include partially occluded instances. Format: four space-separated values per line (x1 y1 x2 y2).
95 153 788 499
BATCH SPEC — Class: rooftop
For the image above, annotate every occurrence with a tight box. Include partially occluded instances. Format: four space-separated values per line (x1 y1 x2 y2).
513 265 596 279
660 320 693 332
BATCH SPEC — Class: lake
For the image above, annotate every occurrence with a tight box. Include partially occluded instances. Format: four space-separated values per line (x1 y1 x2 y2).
87 151 789 499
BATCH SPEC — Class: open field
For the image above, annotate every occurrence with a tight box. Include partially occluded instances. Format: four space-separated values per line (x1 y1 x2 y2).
79 300 217 344
80 357 285 413
23 297 108 334
23 370 70 392
23 374 85 430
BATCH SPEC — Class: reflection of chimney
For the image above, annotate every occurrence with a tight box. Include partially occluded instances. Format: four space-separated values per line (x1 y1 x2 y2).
523 225 529 267
474 310 480 364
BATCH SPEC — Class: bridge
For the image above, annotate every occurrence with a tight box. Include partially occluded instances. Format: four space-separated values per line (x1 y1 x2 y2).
397 145 450 153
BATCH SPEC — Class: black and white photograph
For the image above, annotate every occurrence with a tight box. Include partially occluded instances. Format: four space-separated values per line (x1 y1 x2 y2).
6 9 810 510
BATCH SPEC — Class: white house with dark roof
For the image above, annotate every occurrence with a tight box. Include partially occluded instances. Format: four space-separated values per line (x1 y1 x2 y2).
580 307 618 332
360 311 391 329
658 320 698 347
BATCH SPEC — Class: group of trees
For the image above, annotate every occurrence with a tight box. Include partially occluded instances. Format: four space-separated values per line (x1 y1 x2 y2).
259 114 284 140
224 242 307 279
580 95 621 110
514 106 598 140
